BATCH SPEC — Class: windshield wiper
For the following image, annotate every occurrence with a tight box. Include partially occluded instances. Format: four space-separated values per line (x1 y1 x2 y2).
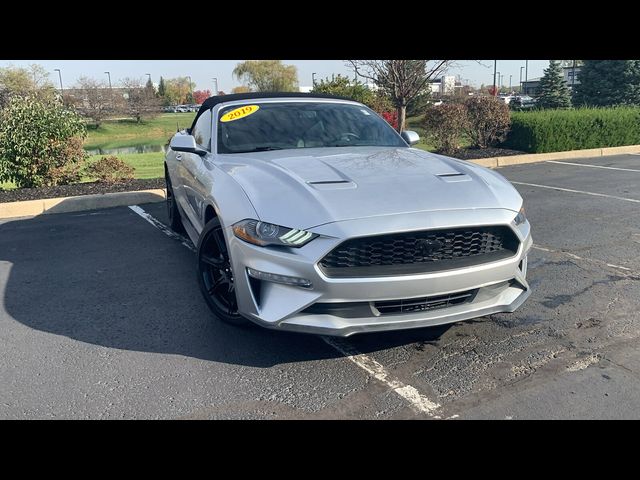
231 146 285 153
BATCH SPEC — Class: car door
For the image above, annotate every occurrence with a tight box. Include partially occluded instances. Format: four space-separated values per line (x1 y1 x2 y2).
177 108 213 232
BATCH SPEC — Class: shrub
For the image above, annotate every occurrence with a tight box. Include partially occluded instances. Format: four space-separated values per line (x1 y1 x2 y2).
422 103 469 154
503 107 640 153
380 110 399 130
464 96 511 148
0 95 87 188
85 156 135 184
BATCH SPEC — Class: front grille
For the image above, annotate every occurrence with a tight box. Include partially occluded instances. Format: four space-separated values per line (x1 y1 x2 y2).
374 289 478 315
319 225 519 278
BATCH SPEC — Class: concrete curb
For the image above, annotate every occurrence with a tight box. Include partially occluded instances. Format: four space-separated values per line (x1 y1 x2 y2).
467 144 640 168
0 188 166 219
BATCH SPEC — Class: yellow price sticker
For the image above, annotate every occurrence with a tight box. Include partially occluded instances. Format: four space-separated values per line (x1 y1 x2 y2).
220 105 260 122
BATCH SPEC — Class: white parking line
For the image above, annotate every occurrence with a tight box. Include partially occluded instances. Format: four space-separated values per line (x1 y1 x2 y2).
512 181 640 204
129 204 444 419
546 160 640 173
532 245 633 274
322 337 441 418
128 205 195 252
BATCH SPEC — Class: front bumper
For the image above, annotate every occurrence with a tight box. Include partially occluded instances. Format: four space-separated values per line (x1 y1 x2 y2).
227 209 532 337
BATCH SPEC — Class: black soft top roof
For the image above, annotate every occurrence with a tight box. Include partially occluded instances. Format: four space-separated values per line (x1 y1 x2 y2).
190 92 353 131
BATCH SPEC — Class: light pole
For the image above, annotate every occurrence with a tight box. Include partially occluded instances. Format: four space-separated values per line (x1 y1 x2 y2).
105 71 113 111
572 59 576 90
492 60 497 96
212 77 218 96
509 74 512 91
54 69 64 103
525 60 529 85
519 66 524 93
496 71 501 92
312 72 317 87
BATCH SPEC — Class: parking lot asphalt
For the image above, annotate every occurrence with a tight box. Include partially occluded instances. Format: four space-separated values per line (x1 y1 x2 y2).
1 153 640 419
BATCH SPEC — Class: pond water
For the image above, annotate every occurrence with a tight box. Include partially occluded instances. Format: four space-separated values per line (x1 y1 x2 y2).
85 144 168 156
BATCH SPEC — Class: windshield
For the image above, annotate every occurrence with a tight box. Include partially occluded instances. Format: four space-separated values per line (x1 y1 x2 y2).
217 101 406 154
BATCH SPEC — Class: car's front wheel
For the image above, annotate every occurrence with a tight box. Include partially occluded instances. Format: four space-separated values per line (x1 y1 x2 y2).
197 218 249 326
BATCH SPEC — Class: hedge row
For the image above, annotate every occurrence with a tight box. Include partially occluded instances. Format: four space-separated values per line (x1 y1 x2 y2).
502 107 640 153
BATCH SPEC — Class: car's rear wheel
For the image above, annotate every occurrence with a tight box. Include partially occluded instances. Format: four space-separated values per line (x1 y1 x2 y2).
165 168 184 233
197 218 250 326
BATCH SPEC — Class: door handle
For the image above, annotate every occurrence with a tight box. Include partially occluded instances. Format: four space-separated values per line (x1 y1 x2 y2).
176 153 182 161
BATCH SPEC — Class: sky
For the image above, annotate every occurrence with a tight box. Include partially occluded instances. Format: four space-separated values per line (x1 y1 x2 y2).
0 60 550 91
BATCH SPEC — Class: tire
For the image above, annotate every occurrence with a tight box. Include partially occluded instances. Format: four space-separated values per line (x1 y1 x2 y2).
165 168 184 233
197 217 250 327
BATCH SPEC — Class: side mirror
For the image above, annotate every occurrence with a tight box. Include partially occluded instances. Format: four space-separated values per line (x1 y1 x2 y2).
401 130 420 146
170 134 207 156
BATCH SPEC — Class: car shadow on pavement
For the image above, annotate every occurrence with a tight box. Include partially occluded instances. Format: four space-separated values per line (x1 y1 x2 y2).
0 204 450 368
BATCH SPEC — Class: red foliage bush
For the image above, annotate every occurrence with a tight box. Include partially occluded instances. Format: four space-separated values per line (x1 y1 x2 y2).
380 110 399 130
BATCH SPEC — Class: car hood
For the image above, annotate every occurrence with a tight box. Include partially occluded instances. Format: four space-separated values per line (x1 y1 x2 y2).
216 147 522 229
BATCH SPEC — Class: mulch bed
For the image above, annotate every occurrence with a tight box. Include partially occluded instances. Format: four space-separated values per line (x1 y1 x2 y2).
0 178 165 203
446 147 527 160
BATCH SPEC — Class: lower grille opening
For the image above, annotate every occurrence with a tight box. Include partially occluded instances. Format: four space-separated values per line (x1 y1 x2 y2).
374 289 478 315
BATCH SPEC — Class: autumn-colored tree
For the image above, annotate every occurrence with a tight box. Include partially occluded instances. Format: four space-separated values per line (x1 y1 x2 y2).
164 77 195 105
193 89 211 104
233 60 298 92
0 63 56 101
232 85 251 94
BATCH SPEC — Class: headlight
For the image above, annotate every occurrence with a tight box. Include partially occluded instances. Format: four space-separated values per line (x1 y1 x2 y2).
514 206 526 226
232 219 318 247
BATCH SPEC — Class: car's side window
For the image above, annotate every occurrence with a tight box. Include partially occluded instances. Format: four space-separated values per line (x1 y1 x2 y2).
192 109 212 151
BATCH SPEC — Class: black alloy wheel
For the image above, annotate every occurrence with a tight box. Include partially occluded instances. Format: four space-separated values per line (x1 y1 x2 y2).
197 218 249 326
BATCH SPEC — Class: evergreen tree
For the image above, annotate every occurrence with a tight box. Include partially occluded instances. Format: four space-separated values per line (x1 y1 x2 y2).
158 76 166 97
145 77 155 96
573 60 640 106
536 61 572 109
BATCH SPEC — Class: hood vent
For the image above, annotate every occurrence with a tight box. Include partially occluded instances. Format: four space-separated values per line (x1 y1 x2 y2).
307 180 356 190
308 180 351 185
437 172 471 183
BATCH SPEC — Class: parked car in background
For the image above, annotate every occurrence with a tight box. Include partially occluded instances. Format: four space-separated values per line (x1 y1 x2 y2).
510 96 536 111
164 92 532 336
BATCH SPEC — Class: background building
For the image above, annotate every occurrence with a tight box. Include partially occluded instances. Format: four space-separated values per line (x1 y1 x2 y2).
521 66 581 97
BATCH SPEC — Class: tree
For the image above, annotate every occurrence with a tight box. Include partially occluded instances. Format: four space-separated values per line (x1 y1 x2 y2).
158 76 166 97
0 95 87 188
120 77 161 123
573 60 640 107
536 61 572 109
347 60 452 132
193 89 212 104
231 85 251 94
73 76 113 127
311 74 375 106
232 60 298 92
145 77 155 95
163 77 193 105
0 64 56 100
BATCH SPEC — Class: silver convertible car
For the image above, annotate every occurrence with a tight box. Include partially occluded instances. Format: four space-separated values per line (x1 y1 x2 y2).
165 92 532 336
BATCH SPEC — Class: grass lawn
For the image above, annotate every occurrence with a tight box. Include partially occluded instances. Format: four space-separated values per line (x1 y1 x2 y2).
84 113 196 150
88 152 165 180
